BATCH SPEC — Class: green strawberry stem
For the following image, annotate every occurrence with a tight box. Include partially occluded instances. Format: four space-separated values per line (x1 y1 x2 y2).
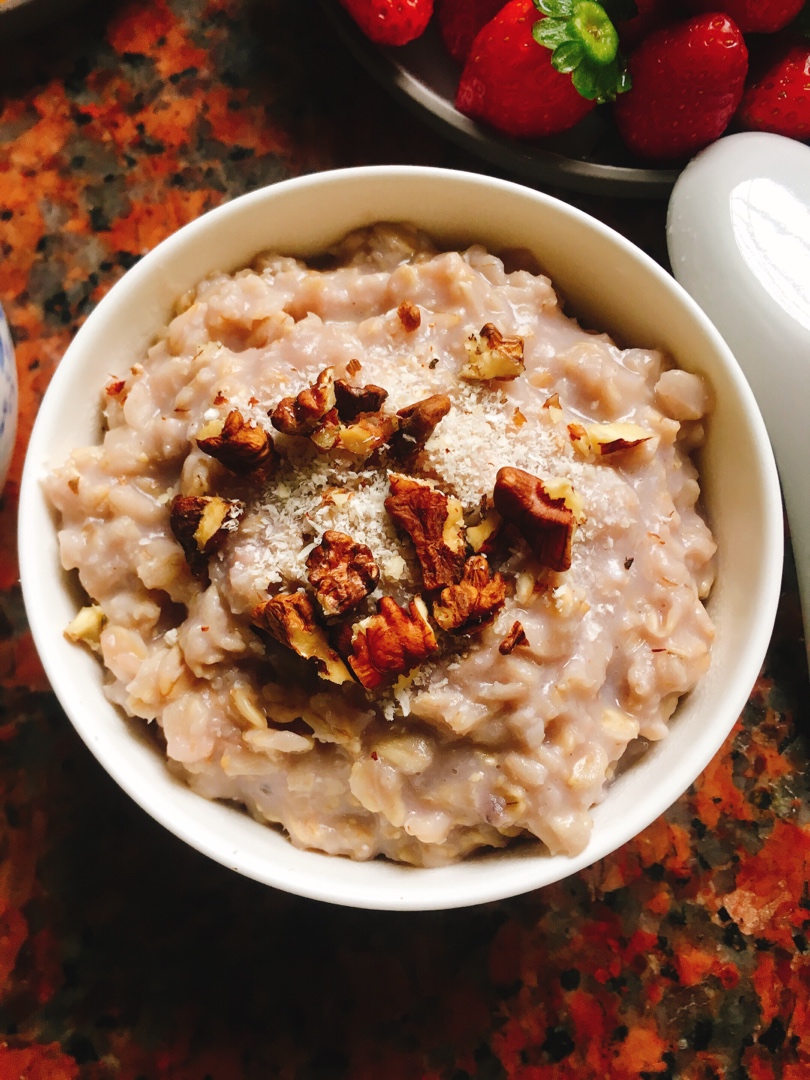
532 0 631 104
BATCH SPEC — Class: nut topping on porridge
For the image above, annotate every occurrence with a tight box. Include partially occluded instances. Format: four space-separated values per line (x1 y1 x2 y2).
305 530 380 617
389 393 452 461
252 591 353 685
64 604 105 652
333 412 399 458
48 223 717 867
466 508 504 555
569 421 652 457
196 409 277 475
432 555 507 635
169 494 244 578
493 467 576 573
347 596 438 690
333 379 389 422
461 323 525 382
270 367 336 436
499 620 528 655
385 473 466 590
105 377 127 398
397 300 421 332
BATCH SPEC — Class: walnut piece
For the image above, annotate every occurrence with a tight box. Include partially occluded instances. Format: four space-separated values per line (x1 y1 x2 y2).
466 509 503 555
493 466 575 573
64 604 106 652
105 378 127 398
389 393 451 461
270 367 336 436
499 621 528 655
461 323 525 381
432 555 506 635
334 379 389 421
385 473 465 590
335 413 398 457
569 421 651 457
348 596 438 690
308 408 342 451
397 300 421 332
252 590 352 685
196 409 277 475
306 530 380 617
170 494 244 577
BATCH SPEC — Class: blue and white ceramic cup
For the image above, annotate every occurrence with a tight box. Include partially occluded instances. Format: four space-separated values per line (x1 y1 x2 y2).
0 304 18 492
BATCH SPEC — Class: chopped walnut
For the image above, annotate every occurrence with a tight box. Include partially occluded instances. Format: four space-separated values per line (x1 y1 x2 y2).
346 358 362 377
493 466 575 573
334 379 389 422
306 530 380 617
385 473 465 590
432 555 506 635
335 412 398 457
569 421 651 457
499 621 528 655
270 367 336 436
196 409 277 474
466 509 503 555
461 323 525 381
348 596 437 690
64 604 106 652
252 590 352 685
397 300 421 332
300 379 394 457
309 408 342 451
169 494 244 577
389 393 451 461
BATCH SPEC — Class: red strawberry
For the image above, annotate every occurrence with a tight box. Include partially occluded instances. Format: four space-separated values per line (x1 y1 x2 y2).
738 41 810 139
456 0 629 139
613 14 748 161
680 0 803 35
338 0 434 46
437 0 506 64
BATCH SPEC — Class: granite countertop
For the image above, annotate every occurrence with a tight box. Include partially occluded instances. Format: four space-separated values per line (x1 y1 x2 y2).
0 1 808 1076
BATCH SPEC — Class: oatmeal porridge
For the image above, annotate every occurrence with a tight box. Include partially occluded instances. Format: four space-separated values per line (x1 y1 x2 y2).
46 223 716 866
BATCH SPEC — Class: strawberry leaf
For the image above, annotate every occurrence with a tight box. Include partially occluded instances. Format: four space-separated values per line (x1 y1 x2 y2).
552 39 586 72
532 19 572 47
572 58 630 101
532 0 630 104
534 0 575 18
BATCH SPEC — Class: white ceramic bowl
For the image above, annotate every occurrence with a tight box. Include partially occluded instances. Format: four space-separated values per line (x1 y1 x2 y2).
19 167 783 910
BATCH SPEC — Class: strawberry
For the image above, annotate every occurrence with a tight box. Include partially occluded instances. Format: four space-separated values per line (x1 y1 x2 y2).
680 0 803 35
436 0 506 65
613 14 748 161
737 40 810 139
338 0 434 46
456 0 630 139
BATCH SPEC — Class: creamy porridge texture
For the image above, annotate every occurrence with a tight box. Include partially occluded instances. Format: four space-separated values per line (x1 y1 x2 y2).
46 224 716 866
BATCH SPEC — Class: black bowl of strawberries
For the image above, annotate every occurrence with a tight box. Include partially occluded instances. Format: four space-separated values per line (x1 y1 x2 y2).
324 0 810 197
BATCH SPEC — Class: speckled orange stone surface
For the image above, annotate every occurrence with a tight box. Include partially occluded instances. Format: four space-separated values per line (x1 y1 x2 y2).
0 1 808 1076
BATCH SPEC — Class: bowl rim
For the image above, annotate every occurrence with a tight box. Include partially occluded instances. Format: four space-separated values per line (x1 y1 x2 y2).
19 165 784 909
